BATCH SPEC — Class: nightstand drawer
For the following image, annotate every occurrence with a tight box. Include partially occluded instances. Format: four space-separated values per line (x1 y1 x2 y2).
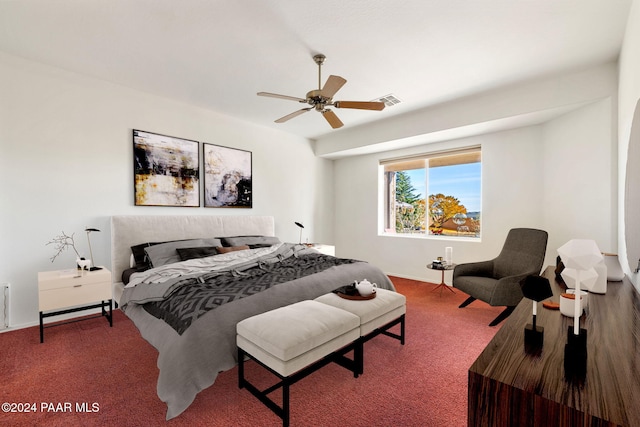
39 281 111 312
38 269 110 291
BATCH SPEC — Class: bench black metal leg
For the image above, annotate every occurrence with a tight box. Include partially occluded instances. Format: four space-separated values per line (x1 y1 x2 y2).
238 341 360 426
378 314 405 346
237 313 406 424
354 339 364 376
282 382 290 427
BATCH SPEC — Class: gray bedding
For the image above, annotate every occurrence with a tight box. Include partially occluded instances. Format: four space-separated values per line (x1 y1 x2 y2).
120 243 395 420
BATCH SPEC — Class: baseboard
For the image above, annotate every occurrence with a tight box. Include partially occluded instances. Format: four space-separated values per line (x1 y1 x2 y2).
0 307 120 334
0 320 38 333
385 271 434 283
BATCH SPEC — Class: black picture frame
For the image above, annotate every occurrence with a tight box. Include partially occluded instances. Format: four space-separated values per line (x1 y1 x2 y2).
133 129 200 207
203 143 252 208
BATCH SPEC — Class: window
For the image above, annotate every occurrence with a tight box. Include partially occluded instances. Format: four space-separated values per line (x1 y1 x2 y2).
381 147 481 238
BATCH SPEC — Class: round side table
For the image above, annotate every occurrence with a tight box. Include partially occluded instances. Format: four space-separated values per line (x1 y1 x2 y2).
427 263 456 296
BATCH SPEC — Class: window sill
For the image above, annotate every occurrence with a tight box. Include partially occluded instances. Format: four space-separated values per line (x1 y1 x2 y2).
379 232 481 243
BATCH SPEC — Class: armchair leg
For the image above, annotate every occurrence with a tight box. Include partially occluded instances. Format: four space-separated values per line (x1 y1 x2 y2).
459 296 476 308
489 306 516 327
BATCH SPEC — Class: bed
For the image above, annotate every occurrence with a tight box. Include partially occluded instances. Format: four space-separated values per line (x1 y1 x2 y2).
110 215 395 420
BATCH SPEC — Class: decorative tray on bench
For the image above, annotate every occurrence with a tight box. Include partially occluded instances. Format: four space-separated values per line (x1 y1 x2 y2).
332 285 377 300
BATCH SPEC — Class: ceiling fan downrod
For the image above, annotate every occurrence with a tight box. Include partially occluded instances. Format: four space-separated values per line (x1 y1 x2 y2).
313 54 326 90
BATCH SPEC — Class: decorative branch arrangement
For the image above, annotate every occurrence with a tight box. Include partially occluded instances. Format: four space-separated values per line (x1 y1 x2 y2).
46 231 81 263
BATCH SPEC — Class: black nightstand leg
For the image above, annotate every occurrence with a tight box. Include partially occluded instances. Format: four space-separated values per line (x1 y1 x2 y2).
39 311 44 343
101 300 113 327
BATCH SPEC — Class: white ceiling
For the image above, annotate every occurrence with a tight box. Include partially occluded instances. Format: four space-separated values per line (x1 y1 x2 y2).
0 1 632 140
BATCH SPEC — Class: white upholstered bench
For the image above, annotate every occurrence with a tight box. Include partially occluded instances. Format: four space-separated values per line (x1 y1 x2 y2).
315 288 406 375
236 291 406 426
237 300 362 427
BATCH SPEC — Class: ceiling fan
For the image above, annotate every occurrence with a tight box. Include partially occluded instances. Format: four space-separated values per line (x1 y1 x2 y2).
257 54 385 129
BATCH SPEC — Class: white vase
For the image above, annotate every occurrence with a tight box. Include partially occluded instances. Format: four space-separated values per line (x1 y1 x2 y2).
560 292 586 317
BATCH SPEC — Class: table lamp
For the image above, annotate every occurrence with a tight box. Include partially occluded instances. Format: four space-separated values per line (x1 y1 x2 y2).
85 227 102 271
294 222 304 244
557 239 603 380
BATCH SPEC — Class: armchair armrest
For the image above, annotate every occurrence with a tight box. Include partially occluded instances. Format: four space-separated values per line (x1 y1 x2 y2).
491 273 531 307
453 260 494 279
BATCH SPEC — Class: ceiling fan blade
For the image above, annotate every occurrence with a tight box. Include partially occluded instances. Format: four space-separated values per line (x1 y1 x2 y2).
321 109 344 129
320 75 347 99
258 92 307 103
274 108 312 123
334 101 386 111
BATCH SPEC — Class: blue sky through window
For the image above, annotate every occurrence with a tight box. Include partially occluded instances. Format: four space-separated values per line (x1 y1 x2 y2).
406 163 481 212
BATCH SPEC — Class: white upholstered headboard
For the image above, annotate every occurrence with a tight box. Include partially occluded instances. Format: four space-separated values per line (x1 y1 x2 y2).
110 215 275 298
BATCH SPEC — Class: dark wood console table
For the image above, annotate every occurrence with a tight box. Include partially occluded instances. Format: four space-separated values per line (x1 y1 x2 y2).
468 266 640 426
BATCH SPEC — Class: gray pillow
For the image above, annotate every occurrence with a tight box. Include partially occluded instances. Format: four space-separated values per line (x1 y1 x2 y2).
176 246 219 261
144 238 222 267
221 235 280 248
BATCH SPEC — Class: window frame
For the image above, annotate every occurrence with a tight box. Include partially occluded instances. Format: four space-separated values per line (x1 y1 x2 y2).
379 146 482 240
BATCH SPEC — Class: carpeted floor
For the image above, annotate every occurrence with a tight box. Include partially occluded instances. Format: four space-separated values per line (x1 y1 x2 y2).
0 277 502 426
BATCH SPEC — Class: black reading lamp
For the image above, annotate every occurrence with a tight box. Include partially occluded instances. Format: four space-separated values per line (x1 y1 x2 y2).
520 275 553 348
85 227 102 271
294 222 304 244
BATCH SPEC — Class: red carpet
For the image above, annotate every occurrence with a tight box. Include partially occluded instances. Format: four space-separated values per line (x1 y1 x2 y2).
0 277 502 426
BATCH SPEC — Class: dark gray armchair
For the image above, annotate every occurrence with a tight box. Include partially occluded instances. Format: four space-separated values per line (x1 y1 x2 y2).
453 228 548 326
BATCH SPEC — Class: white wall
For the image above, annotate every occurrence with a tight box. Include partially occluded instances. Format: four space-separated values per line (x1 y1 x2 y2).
332 80 617 285
334 127 544 283
542 98 617 256
0 52 334 328
619 0 640 289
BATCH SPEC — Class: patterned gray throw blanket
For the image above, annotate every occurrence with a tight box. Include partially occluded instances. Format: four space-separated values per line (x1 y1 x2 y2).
143 253 357 334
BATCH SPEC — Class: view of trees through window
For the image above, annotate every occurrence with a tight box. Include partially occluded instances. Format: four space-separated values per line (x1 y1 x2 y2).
383 150 481 238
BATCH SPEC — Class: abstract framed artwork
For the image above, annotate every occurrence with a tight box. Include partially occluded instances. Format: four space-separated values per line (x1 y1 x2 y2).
203 143 252 208
133 129 200 207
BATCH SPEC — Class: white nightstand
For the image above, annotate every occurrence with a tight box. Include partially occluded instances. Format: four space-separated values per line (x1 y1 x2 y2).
38 267 113 343
306 244 335 256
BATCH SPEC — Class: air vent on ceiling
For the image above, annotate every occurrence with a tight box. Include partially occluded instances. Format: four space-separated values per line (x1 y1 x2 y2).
375 94 401 107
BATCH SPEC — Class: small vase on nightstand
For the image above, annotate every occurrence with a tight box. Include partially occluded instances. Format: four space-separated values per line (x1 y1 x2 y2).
76 257 91 271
